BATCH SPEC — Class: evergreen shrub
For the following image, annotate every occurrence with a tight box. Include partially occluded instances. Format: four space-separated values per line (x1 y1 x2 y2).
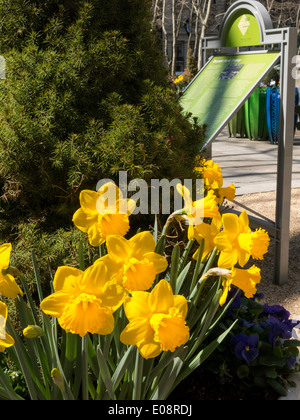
0 0 205 236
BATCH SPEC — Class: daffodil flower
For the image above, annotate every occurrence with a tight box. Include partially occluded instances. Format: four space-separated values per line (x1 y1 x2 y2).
194 159 235 204
98 231 168 293
214 210 269 268
40 260 125 337
188 217 222 262
0 301 14 352
0 243 23 299
120 279 190 359
175 184 220 226
72 182 135 247
196 159 223 190
219 265 261 306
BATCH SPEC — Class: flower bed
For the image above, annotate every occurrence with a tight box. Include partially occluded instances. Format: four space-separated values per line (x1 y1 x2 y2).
0 158 298 400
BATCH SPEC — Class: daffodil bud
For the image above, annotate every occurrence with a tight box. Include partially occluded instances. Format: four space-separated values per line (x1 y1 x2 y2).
51 368 65 392
23 325 45 339
200 267 232 281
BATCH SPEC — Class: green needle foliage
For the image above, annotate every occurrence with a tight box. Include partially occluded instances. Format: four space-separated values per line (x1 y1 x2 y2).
0 0 205 234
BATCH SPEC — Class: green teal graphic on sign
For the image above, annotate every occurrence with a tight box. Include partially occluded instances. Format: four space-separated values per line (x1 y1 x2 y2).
180 52 280 148
225 12 261 47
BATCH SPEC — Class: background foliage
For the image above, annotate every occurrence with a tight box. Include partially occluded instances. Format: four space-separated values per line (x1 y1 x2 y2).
0 0 205 242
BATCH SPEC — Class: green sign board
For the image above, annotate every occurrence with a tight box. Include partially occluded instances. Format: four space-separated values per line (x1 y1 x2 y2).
180 51 280 149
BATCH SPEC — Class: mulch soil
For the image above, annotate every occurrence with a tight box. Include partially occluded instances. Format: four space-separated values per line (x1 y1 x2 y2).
167 367 278 401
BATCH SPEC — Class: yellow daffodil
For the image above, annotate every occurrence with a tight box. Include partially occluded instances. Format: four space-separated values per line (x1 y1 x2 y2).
214 210 269 268
188 217 222 262
0 301 14 352
72 182 135 247
0 243 23 299
120 279 190 359
40 260 125 337
98 231 168 293
194 159 235 204
176 184 220 226
174 74 184 84
196 159 223 190
219 265 261 306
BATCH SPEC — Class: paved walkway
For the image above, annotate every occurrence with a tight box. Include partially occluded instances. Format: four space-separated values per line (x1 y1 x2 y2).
211 129 300 196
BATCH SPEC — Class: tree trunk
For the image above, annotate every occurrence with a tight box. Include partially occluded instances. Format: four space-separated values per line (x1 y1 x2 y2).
171 0 176 76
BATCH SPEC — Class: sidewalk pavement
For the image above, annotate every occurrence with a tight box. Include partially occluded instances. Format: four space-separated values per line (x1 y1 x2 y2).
211 129 300 196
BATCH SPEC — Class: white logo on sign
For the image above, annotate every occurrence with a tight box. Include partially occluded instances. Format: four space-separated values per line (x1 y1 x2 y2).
238 15 250 36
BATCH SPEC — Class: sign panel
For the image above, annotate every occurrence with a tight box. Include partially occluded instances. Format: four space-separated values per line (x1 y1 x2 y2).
180 51 280 150
225 12 261 47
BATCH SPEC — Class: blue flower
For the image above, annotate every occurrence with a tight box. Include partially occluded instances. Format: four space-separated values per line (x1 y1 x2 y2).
231 333 259 363
259 304 295 345
286 356 296 370
242 319 256 328
265 316 293 346
260 304 290 322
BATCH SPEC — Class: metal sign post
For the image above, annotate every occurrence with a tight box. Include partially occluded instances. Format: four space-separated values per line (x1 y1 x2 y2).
181 0 297 285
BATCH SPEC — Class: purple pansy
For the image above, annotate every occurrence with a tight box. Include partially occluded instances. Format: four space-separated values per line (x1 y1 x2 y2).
231 333 259 363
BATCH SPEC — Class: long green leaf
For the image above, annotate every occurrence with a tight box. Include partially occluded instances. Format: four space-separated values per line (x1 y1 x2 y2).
154 234 166 255
190 239 204 293
111 345 135 391
175 261 191 294
0 367 24 400
6 318 39 400
177 239 194 275
169 243 180 292
96 346 115 400
150 347 188 400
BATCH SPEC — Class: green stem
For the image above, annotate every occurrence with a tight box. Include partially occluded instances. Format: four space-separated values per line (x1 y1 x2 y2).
81 335 89 401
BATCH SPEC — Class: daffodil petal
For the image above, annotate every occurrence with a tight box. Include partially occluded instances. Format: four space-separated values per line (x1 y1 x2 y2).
106 235 132 261
79 190 99 216
222 213 239 237
72 208 97 233
238 210 251 234
40 291 70 318
123 292 151 321
176 183 193 209
0 333 14 349
148 280 174 314
80 262 108 296
87 223 105 247
53 266 83 293
173 295 189 318
214 232 233 253
0 302 7 320
237 248 251 268
0 273 23 299
137 338 162 359
217 249 238 269
95 255 123 282
129 231 155 259
143 252 168 274
120 318 151 345
100 280 126 312
0 243 12 270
